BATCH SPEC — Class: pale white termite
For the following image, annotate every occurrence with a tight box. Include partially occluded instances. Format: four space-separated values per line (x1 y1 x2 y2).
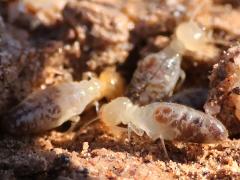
126 2 214 105
1 67 125 135
100 97 228 156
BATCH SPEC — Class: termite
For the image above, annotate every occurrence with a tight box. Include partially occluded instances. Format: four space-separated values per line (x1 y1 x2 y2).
100 97 228 157
0 67 125 135
126 30 185 105
126 0 215 105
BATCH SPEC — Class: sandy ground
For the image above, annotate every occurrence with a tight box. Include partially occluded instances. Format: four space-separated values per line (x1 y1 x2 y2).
0 118 239 179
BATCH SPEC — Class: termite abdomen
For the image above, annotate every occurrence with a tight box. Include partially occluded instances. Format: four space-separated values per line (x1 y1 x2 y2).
0 86 62 135
153 103 228 143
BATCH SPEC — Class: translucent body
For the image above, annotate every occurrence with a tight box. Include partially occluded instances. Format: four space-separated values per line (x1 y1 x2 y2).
2 79 101 134
1 68 125 135
127 20 210 105
100 97 228 143
126 39 184 105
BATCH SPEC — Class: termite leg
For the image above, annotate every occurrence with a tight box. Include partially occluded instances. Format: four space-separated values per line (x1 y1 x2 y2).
160 137 169 159
179 69 186 86
128 123 132 142
175 69 186 92
80 116 99 131
128 122 144 137
94 101 100 113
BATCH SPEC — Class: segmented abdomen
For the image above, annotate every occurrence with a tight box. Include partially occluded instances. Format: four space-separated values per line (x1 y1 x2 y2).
0 79 101 135
126 51 181 105
1 86 62 135
152 103 228 143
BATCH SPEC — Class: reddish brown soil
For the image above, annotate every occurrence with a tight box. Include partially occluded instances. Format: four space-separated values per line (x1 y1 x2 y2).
0 0 239 179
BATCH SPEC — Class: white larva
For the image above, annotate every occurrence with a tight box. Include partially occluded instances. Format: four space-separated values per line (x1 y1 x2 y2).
100 97 228 143
1 79 101 134
1 67 125 135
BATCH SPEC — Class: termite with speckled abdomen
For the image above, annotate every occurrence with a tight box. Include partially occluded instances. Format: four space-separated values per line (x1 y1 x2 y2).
126 1 218 105
0 67 125 135
100 97 228 157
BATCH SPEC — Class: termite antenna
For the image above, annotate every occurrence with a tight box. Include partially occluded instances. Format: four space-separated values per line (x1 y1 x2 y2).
189 0 208 22
81 116 100 130
75 116 99 138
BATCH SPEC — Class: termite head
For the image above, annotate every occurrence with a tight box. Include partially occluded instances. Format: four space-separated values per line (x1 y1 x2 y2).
176 21 208 52
99 97 133 127
99 67 126 100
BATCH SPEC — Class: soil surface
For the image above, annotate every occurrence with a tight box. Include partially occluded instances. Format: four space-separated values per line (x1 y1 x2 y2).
0 121 239 179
